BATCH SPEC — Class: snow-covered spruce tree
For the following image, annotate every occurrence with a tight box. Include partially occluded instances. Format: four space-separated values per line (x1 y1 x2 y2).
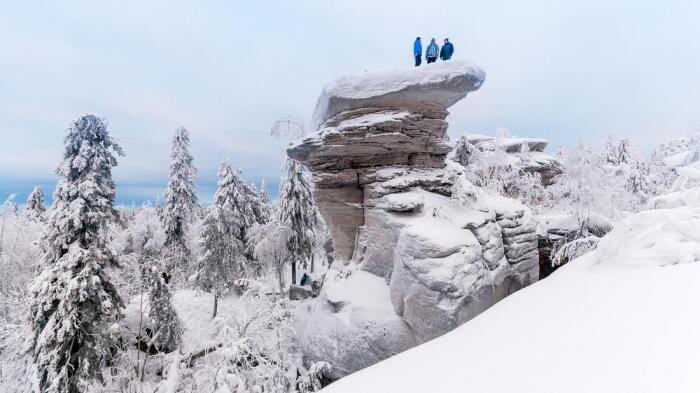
194 159 264 317
258 177 272 222
162 127 198 270
453 135 476 167
603 136 655 207
28 114 124 393
259 178 271 205
276 158 320 285
24 186 46 219
145 265 182 352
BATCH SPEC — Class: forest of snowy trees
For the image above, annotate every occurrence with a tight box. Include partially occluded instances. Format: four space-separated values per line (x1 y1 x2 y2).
0 113 697 392
0 114 330 392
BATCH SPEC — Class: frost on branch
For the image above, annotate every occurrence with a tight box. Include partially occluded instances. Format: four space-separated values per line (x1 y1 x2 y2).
551 236 600 266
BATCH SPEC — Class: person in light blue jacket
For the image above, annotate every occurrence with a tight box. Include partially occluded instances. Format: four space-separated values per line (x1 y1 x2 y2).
426 38 439 63
413 37 422 67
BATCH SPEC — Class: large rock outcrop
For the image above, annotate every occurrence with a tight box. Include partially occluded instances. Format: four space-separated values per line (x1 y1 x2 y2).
290 62 485 260
290 62 540 378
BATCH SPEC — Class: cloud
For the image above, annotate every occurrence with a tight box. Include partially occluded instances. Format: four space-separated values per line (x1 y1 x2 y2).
1 0 699 203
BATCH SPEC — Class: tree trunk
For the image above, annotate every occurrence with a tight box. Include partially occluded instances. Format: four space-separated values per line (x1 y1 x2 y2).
291 260 297 286
212 293 218 318
310 254 315 273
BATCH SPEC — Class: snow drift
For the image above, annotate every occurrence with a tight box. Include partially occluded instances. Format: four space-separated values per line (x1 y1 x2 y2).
321 198 700 393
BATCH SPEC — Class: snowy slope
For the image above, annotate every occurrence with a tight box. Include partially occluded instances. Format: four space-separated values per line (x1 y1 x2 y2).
322 202 700 393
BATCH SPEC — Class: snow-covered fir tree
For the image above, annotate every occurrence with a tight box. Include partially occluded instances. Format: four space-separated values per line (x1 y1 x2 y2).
258 178 272 222
28 114 124 393
276 158 320 285
145 265 182 352
194 159 263 317
453 135 475 167
259 178 271 205
162 127 198 269
24 186 46 219
603 136 656 206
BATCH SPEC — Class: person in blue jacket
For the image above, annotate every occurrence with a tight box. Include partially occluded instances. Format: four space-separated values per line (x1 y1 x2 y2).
440 38 454 61
413 37 422 67
426 38 439 63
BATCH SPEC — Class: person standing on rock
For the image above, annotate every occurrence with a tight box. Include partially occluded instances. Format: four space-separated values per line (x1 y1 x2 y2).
440 38 454 61
426 38 439 63
413 37 422 67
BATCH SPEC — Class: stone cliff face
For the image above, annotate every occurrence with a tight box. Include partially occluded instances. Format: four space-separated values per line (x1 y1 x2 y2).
289 62 540 379
289 62 485 261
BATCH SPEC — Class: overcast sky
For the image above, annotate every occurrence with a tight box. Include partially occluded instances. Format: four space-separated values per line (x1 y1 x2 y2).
1 0 698 204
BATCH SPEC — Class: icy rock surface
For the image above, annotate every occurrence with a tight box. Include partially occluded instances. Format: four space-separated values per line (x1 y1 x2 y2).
289 64 539 378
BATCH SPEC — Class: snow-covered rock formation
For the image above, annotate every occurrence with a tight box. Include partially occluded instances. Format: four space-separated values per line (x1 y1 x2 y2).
289 62 541 378
461 133 563 185
321 194 700 393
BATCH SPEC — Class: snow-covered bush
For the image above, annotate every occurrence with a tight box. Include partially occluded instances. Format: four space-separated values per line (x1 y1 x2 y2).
0 209 44 391
248 219 293 293
179 292 299 393
454 134 551 212
550 142 628 223
650 133 700 192
602 136 657 207
551 236 600 266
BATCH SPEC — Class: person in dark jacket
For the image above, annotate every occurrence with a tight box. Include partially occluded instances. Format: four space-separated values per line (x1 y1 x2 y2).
440 38 454 61
413 37 422 67
426 38 439 63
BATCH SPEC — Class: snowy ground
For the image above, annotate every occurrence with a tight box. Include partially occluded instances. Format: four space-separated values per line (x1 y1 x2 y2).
322 199 700 393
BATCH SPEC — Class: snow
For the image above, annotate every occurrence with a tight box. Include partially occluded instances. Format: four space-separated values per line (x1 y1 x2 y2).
324 269 395 314
662 149 699 167
322 201 700 393
336 111 411 130
319 61 483 101
648 187 700 209
462 133 549 152
594 205 700 268
311 60 485 128
123 289 238 353
677 164 700 181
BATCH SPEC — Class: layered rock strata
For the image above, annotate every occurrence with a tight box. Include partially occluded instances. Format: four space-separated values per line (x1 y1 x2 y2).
290 62 540 378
